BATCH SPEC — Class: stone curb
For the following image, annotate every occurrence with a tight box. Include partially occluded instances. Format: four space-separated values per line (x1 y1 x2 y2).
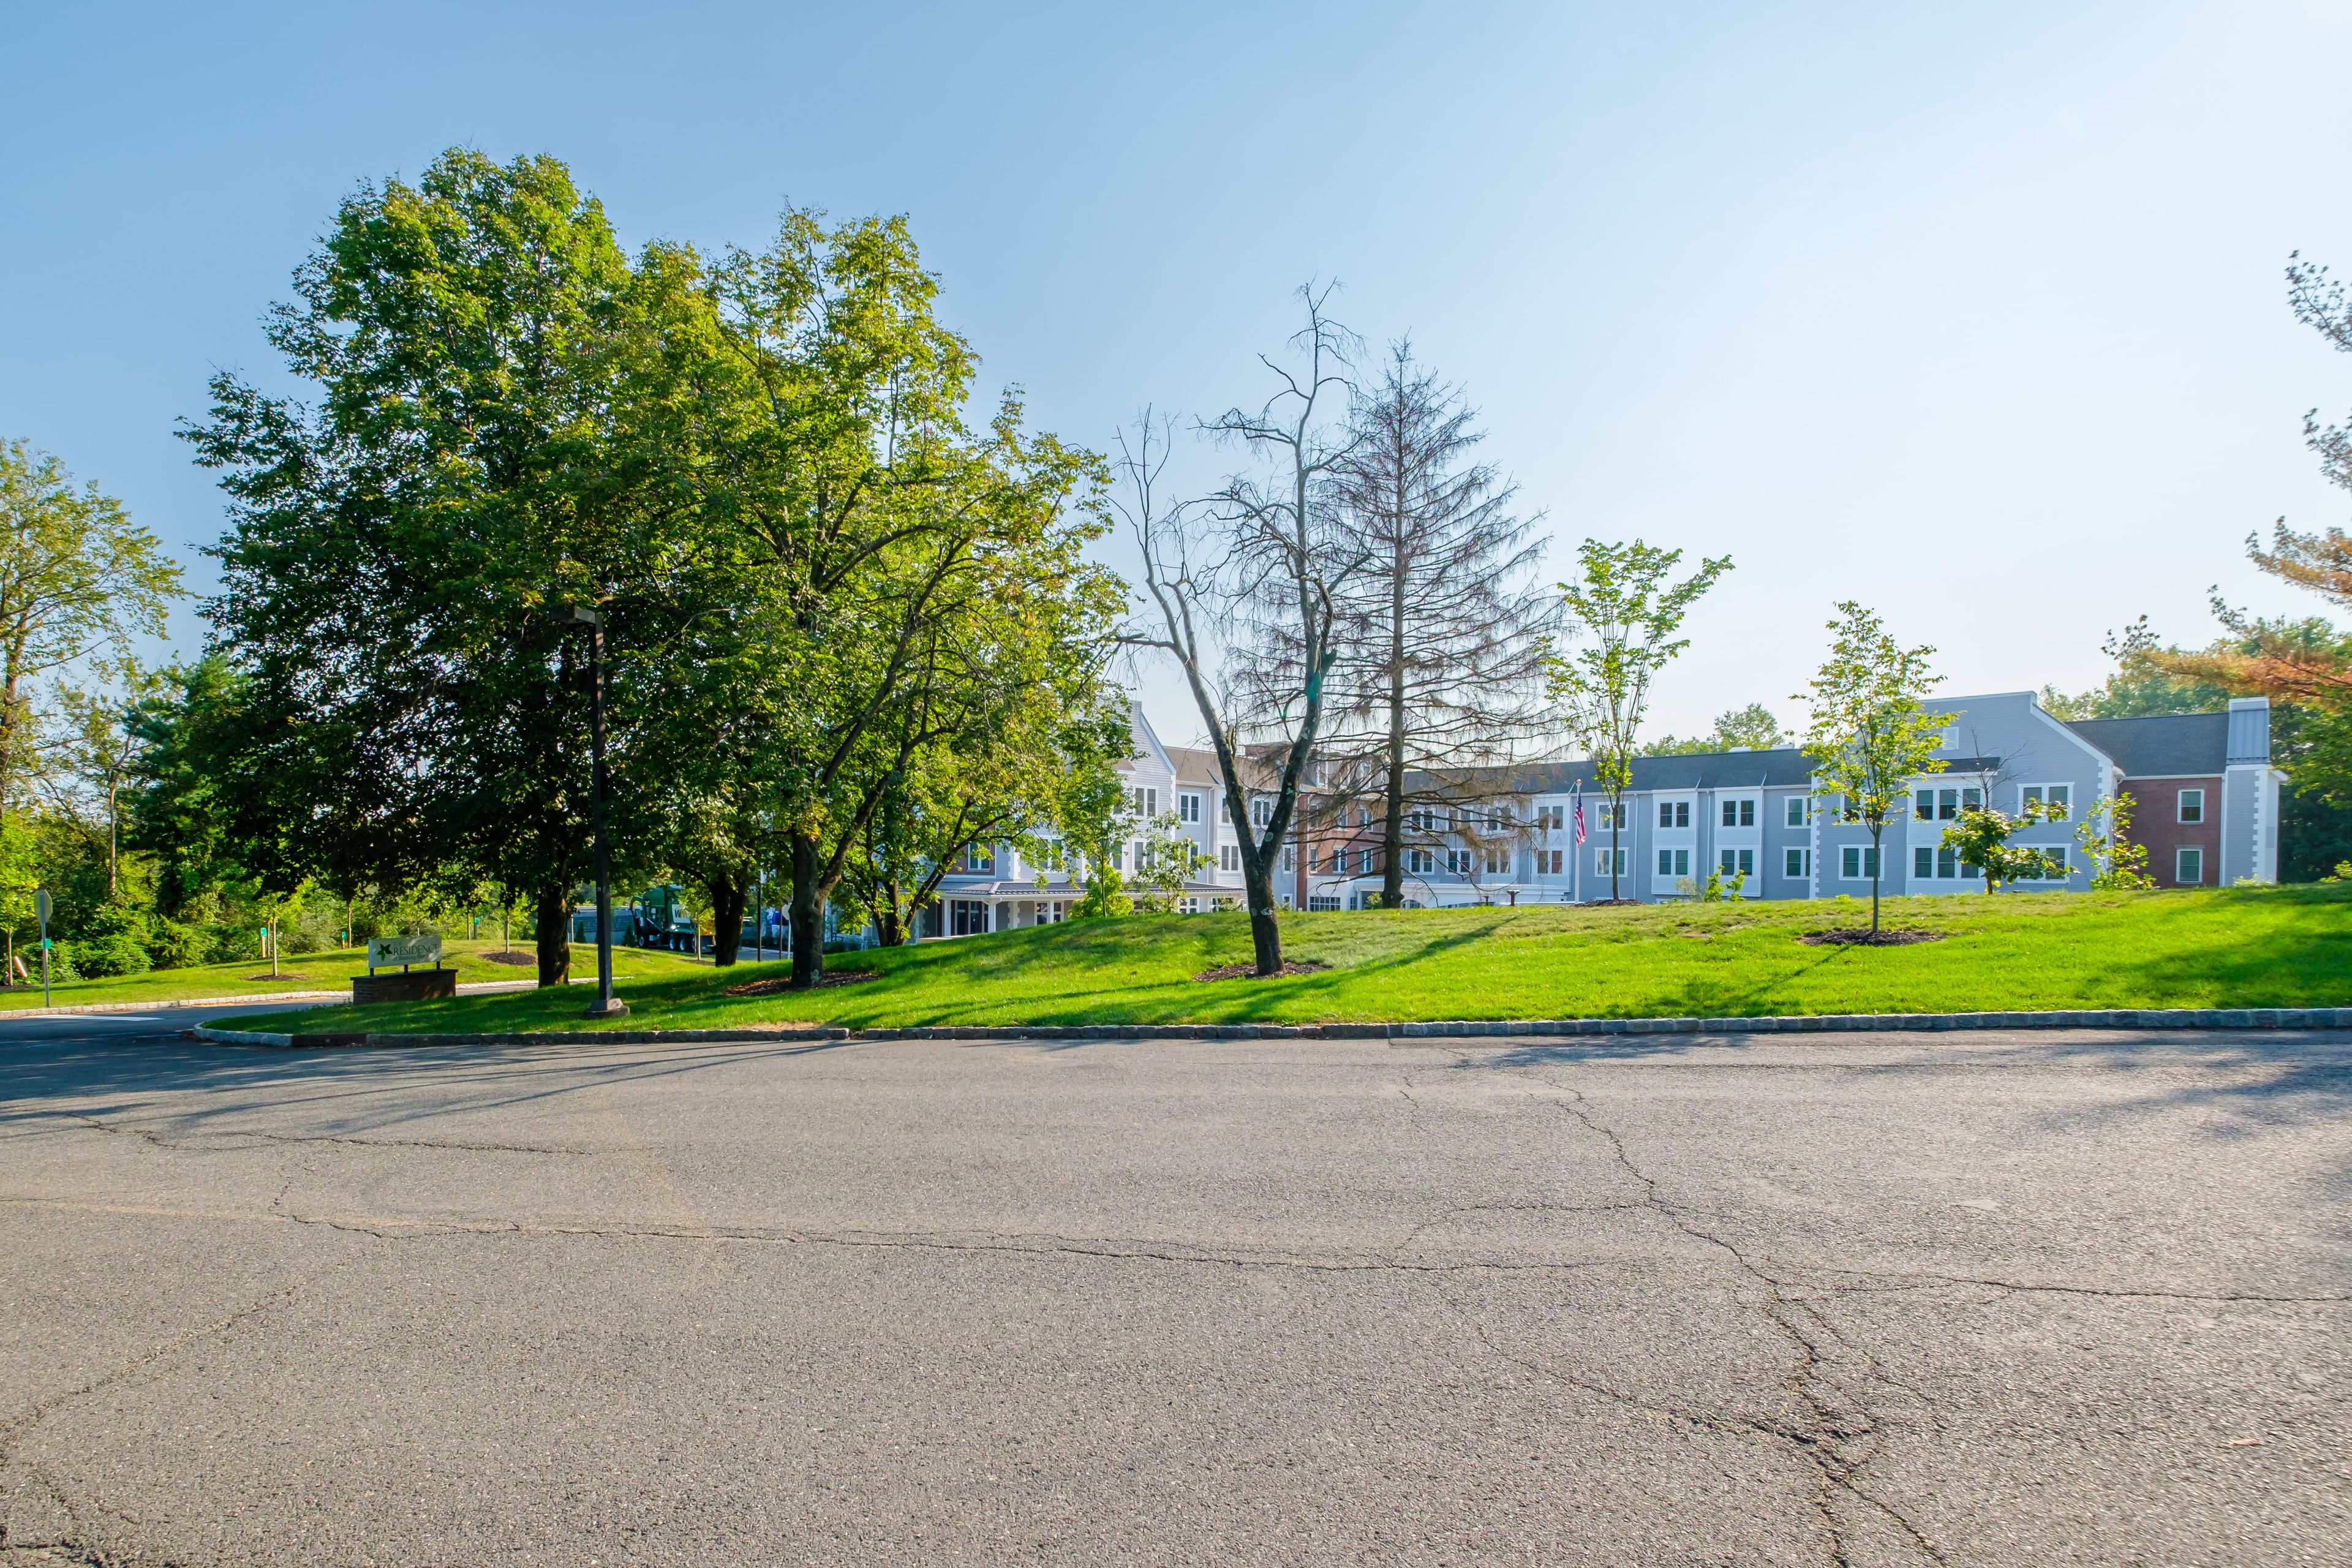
189 1006 2352 1050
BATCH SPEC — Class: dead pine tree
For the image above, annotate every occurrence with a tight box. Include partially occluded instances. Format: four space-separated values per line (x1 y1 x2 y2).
1327 339 1559 909
1120 284 1365 976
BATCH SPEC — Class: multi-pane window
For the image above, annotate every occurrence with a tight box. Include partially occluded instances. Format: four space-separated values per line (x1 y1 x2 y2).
1538 804 1565 830
1596 848 1627 876
1219 844 1240 872
964 845 995 873
1483 846 1510 875
1251 797 1270 826
1359 847 1377 875
1446 848 1472 876
1656 848 1690 878
1839 846 1880 880
1281 845 1295 872
1913 786 1983 821
1719 848 1754 879
1127 786 1158 818
2021 784 2071 820
1604 801 1627 831
1784 847 1811 878
1721 798 1756 828
2177 846 2204 884
1913 845 1968 881
1407 807 1436 834
2178 788 2205 824
1785 796 1809 829
1178 793 1202 823
1405 846 1435 875
1657 800 1691 829
1542 849 1564 874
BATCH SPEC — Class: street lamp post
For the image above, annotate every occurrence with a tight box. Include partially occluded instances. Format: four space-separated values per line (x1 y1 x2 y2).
571 605 627 1019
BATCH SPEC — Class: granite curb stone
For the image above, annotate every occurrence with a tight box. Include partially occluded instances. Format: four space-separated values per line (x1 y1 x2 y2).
186 1006 2352 1050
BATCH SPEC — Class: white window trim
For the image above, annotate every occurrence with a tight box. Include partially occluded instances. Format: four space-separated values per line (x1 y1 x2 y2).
2176 787 2206 825
1782 846 1812 879
1783 795 1811 829
1718 795 1760 831
2018 782 2073 821
2176 845 2204 884
1839 845 1880 881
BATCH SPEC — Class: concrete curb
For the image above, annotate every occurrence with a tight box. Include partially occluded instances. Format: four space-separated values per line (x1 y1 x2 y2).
189 1006 2352 1050
4 979 541 1021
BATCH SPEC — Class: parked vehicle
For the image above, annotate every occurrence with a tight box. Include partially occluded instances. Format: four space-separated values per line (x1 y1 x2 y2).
628 885 701 952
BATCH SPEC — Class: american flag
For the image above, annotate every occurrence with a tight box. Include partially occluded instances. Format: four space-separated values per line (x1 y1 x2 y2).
1572 783 1587 846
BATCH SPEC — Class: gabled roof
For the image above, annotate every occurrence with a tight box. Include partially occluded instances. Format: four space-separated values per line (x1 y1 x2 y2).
1163 745 1226 786
2063 712 2228 777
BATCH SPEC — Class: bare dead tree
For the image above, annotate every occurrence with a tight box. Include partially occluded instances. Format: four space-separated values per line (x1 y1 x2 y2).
1118 285 1363 975
1317 340 1560 908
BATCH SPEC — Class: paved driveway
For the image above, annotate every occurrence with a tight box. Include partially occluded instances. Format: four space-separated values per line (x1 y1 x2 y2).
2 1014 2345 1566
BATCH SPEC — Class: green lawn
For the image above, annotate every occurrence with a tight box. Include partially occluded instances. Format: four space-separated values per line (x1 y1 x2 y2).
4 940 705 1012
241 884 2352 1036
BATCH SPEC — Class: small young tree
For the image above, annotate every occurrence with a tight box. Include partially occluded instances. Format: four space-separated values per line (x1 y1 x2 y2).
1544 540 1732 901
2075 791 2157 890
1126 812 1203 914
1941 797 2070 894
1798 602 1944 937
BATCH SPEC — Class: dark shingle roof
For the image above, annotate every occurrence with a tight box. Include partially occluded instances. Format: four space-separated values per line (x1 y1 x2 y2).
1458 748 1817 795
2064 712 2228 777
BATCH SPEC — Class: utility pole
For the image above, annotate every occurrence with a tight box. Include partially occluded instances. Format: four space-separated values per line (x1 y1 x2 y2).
572 605 627 1019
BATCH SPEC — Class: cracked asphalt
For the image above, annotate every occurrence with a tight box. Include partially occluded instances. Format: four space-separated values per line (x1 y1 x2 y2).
2 1011 2346 1566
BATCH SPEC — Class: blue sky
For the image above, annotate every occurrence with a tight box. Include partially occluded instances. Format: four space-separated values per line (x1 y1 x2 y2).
6 1 2351 744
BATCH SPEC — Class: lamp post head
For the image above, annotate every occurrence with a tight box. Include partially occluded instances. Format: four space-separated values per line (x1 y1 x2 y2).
568 604 603 628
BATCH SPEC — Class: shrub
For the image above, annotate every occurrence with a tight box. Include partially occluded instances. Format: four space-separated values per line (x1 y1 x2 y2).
70 938 149 978
145 919 207 971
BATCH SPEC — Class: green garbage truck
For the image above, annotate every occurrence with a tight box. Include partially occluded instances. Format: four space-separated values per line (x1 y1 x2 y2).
628 885 701 952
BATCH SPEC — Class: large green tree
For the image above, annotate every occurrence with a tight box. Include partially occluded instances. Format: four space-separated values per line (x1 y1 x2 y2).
631 211 1117 986
186 149 677 986
0 440 181 943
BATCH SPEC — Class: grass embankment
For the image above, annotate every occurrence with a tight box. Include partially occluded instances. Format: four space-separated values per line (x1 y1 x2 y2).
3 940 704 1012
254 884 2352 1036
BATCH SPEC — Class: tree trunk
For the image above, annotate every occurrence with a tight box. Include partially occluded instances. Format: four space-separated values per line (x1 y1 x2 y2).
707 873 745 968
788 830 825 989
875 882 906 948
533 882 571 988
1869 830 1883 933
1382 560 1408 910
1610 802 1623 900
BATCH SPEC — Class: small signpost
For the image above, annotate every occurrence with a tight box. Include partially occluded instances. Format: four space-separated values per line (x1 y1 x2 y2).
354 934 455 1005
36 889 51 1008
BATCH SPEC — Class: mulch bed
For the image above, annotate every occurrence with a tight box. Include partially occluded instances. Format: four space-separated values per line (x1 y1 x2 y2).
245 973 314 982
481 949 537 967
1798 929 1947 947
1193 960 1331 982
723 971 876 997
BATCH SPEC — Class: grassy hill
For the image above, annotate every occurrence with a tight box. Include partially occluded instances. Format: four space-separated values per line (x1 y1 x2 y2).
4 939 706 1012
249 884 2352 1036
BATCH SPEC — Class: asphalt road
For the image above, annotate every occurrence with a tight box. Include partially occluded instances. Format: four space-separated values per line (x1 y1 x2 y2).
2 1010 2346 1566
